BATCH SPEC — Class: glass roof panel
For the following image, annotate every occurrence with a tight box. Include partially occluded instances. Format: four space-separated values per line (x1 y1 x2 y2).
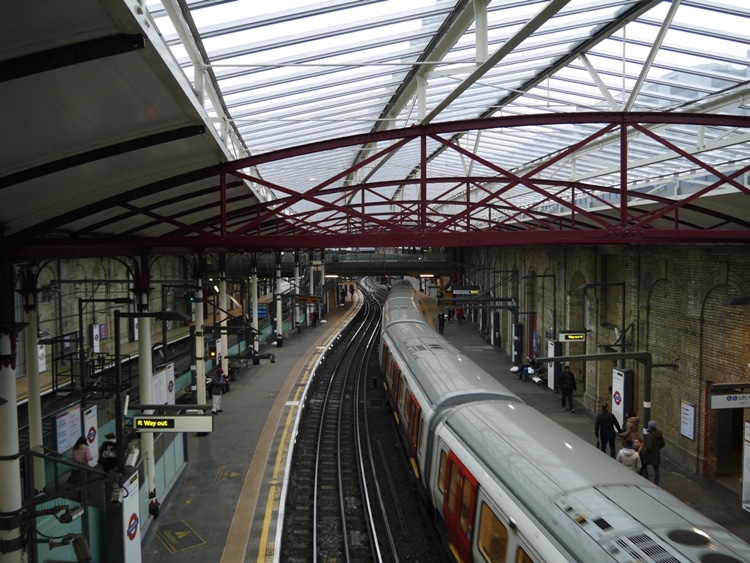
143 0 750 232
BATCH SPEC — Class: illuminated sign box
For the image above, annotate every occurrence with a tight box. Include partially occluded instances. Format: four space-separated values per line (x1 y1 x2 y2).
709 393 750 409
559 331 587 342
134 415 213 433
451 286 481 296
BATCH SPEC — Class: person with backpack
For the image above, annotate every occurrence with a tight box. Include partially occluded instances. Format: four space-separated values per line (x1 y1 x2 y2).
558 365 577 412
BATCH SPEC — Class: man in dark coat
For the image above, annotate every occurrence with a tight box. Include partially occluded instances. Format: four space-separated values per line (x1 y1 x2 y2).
643 420 666 485
594 403 622 458
558 366 577 412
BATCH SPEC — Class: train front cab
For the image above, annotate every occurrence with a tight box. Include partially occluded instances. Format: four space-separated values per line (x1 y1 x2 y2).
435 444 539 563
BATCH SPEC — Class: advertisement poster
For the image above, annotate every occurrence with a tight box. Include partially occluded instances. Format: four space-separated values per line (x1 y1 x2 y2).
91 323 100 353
680 400 695 441
84 406 99 466
122 471 142 562
37 344 46 372
55 405 81 452
166 363 175 404
152 367 168 406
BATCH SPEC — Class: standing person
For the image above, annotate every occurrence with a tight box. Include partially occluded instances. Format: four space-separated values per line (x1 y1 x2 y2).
69 436 94 483
216 365 229 393
211 370 225 414
437 313 446 334
595 403 622 457
632 438 646 475
619 410 641 444
98 432 117 472
616 440 642 473
643 420 666 485
558 366 577 412
310 310 317 328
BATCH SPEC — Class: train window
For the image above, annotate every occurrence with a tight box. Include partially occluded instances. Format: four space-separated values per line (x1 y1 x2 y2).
438 450 448 494
515 548 534 563
404 393 412 425
448 463 460 515
459 478 473 533
478 502 507 563
398 376 406 409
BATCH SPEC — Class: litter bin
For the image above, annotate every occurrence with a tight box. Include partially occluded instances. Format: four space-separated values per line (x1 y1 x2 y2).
276 332 283 348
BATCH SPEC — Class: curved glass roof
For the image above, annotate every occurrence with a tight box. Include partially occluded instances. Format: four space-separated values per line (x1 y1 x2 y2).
143 0 750 236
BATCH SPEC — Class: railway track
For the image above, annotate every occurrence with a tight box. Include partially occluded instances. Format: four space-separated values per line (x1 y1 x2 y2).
280 281 448 562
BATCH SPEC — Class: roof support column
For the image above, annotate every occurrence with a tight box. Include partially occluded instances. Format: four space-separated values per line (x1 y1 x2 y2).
133 257 161 517
192 255 207 406
0 255 23 562
250 254 259 356
620 122 628 225
294 251 301 332
19 268 45 494
421 134 427 230
219 254 228 375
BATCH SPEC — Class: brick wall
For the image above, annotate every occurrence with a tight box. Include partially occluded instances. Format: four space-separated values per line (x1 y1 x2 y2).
468 243 750 478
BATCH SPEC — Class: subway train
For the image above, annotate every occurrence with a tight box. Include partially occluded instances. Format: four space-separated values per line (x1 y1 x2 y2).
379 280 750 563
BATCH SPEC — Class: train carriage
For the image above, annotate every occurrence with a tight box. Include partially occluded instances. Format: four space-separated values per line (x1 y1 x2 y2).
380 281 520 490
430 401 750 562
380 280 750 563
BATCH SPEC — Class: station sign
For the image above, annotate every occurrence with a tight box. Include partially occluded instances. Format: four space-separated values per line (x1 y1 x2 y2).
710 393 750 409
451 286 481 296
134 415 213 433
558 331 587 342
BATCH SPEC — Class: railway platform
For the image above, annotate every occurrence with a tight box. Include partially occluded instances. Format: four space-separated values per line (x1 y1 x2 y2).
140 288 750 563
140 296 361 563
419 294 750 542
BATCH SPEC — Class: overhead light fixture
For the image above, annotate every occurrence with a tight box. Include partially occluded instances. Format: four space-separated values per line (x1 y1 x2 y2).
721 296 750 306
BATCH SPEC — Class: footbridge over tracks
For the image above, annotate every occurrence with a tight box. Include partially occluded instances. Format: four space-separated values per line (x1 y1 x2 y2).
222 250 453 279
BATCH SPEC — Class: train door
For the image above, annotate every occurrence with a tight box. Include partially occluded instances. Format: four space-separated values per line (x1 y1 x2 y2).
380 340 389 374
442 451 478 563
389 361 401 401
404 392 421 455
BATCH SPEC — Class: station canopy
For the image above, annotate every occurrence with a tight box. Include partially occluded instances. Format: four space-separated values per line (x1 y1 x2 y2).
3 0 750 260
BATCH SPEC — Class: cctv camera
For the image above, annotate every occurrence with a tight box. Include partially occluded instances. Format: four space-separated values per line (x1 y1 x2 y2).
125 446 140 468
59 506 85 523
110 487 123 507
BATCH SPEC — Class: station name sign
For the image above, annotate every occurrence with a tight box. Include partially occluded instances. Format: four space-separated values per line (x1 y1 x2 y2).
558 331 587 342
134 415 213 433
